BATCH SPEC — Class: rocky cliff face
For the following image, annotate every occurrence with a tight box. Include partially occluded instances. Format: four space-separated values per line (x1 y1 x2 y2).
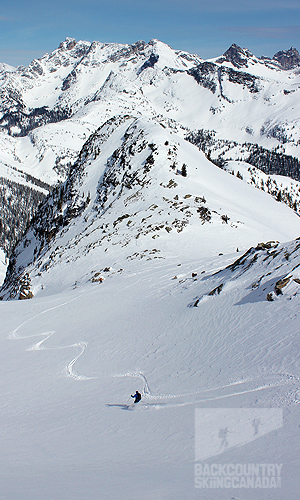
217 43 255 68
273 47 300 70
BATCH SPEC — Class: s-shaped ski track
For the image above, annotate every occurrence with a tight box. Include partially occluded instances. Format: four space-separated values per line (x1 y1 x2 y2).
8 295 94 381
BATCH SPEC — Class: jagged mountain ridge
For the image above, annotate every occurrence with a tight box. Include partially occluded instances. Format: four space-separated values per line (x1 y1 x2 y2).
2 114 300 300
0 37 300 278
217 43 300 70
0 37 299 187
273 47 300 70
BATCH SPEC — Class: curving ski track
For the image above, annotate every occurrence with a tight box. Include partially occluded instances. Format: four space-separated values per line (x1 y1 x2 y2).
8 299 298 406
8 296 94 381
111 370 298 411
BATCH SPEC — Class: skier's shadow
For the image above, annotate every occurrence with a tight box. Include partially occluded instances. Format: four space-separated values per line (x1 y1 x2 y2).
106 403 133 410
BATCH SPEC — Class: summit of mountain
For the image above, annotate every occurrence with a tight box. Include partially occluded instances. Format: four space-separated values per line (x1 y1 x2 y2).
273 46 300 70
216 43 257 68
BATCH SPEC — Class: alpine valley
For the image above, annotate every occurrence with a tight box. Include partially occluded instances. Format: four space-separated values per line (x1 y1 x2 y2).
0 38 300 500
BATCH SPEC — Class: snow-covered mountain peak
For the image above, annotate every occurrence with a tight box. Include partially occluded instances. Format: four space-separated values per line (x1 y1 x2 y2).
58 37 78 51
20 38 91 79
0 62 16 73
146 39 197 69
216 43 257 69
213 42 300 76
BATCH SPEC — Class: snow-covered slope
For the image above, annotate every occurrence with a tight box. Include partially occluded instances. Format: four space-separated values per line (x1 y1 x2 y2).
2 115 300 300
1 236 300 499
223 160 300 212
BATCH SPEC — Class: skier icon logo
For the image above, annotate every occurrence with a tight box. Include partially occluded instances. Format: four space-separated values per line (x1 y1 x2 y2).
195 408 283 461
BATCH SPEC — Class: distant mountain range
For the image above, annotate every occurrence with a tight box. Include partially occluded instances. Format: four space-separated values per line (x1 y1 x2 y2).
0 38 300 298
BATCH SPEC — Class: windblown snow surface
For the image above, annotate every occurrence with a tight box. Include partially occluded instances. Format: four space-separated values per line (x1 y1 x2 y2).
1 240 300 500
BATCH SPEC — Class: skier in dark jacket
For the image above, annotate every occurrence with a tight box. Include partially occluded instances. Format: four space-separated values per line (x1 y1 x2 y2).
131 391 141 404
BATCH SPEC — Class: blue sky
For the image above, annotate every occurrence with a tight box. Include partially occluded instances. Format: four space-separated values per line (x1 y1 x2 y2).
0 0 299 66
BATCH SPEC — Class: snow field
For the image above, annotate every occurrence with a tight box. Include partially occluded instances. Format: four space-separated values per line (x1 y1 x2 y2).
1 246 300 499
